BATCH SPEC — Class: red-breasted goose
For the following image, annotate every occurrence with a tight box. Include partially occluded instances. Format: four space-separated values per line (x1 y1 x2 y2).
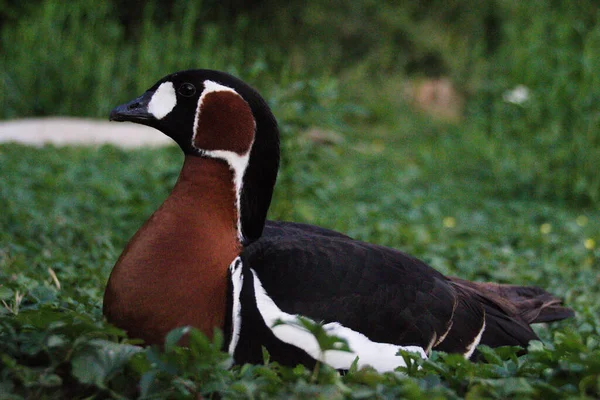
104 69 573 372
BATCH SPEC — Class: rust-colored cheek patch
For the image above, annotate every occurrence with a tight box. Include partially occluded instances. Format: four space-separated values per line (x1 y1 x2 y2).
194 91 255 155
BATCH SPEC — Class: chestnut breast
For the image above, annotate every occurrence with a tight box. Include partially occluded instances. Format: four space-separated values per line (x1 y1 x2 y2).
103 157 240 345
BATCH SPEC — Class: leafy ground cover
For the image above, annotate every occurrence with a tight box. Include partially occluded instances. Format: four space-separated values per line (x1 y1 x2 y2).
0 108 598 398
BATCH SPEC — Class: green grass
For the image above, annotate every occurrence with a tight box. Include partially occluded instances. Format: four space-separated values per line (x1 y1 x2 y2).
1 115 599 398
2 0 600 204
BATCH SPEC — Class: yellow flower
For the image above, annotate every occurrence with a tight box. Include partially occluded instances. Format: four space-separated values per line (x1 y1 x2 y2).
584 238 595 250
443 217 456 229
540 223 552 234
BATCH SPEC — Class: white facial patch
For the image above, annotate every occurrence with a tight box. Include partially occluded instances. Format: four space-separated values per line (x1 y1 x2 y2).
251 269 427 372
148 81 177 119
431 298 456 351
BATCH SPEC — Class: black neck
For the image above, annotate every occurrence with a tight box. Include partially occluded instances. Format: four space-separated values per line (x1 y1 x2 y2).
239 95 280 244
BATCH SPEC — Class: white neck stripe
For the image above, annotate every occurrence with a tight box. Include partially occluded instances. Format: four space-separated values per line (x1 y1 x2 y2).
191 80 254 243
202 149 251 242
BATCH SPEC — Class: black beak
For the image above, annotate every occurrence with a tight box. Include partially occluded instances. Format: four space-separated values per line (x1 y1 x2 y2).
109 91 155 123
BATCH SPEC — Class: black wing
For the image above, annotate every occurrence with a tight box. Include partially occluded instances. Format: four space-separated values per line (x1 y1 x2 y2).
233 221 566 367
263 219 351 240
261 220 549 350
238 233 486 358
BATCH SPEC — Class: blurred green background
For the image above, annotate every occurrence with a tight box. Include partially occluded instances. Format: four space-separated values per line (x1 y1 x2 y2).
1 0 599 207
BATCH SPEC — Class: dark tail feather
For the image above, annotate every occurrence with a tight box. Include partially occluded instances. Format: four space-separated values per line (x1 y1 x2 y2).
448 277 574 324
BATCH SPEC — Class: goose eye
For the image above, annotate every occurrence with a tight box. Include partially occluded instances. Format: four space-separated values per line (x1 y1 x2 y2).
178 83 196 97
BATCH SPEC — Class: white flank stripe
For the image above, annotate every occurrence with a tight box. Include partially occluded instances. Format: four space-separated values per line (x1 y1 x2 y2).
192 80 255 243
228 257 244 356
425 333 437 354
251 269 427 372
434 299 457 348
434 320 453 348
148 82 177 119
463 315 486 359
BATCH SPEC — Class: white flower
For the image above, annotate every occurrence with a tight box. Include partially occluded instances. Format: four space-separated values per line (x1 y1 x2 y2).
502 85 530 104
